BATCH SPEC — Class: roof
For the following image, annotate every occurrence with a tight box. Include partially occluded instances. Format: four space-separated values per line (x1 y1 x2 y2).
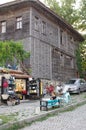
0 0 84 42
0 68 23 74
0 68 31 79
11 73 31 79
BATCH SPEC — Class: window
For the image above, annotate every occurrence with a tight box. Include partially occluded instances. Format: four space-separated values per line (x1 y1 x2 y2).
60 29 63 45
63 32 66 45
16 17 22 29
1 21 6 33
65 55 70 67
34 16 39 31
41 21 46 34
80 79 86 84
60 53 64 66
71 58 74 68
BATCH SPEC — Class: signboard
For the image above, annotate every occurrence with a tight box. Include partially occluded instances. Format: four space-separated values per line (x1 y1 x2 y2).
15 79 26 92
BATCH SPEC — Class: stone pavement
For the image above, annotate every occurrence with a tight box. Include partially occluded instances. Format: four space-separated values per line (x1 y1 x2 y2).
0 92 86 130
20 103 86 130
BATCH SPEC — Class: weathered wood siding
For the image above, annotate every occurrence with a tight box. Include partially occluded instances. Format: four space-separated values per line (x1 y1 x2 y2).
30 8 77 81
30 38 52 79
0 3 79 81
0 8 30 41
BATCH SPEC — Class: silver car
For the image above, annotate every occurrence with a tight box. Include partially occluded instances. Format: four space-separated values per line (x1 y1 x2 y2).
63 78 86 94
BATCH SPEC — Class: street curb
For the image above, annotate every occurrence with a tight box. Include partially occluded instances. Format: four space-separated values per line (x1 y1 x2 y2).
1 99 86 130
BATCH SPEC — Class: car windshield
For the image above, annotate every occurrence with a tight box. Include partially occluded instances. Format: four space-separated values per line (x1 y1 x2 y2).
66 79 76 84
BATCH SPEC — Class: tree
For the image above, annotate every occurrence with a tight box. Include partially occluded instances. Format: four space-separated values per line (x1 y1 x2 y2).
81 41 86 72
0 40 30 74
44 0 61 13
76 40 86 78
44 0 79 28
78 0 86 31
44 0 86 31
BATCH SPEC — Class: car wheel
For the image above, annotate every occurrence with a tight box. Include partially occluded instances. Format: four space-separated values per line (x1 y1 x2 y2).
78 88 80 94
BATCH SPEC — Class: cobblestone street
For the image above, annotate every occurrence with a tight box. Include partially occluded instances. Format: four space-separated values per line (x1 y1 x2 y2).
0 92 86 120
20 103 86 130
0 92 86 130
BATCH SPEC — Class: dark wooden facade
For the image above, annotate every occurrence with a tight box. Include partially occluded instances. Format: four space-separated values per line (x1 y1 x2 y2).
0 0 84 81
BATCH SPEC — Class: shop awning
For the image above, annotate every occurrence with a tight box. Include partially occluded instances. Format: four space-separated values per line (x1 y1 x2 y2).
11 73 31 79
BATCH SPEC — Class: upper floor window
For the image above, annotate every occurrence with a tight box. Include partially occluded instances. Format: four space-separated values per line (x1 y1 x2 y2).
1 21 6 33
16 17 22 29
34 16 39 31
60 29 63 45
63 32 66 45
68 35 72 45
41 21 46 34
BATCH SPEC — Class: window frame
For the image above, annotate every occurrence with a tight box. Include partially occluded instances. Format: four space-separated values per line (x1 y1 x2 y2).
34 16 39 31
41 21 46 35
16 16 22 29
60 29 63 45
70 58 74 69
60 53 64 67
1 21 6 33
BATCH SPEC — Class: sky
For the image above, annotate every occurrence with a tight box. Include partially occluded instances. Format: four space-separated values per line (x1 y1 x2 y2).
0 0 14 4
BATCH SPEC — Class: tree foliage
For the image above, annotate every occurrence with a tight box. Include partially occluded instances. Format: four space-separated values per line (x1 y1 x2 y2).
44 0 86 31
81 41 86 71
78 0 86 31
76 40 86 78
0 40 30 74
44 0 79 28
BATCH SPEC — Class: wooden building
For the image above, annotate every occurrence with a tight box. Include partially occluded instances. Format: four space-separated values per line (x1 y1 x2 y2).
0 0 84 82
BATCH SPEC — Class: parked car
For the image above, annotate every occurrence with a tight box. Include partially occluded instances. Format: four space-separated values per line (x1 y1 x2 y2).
62 78 86 94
